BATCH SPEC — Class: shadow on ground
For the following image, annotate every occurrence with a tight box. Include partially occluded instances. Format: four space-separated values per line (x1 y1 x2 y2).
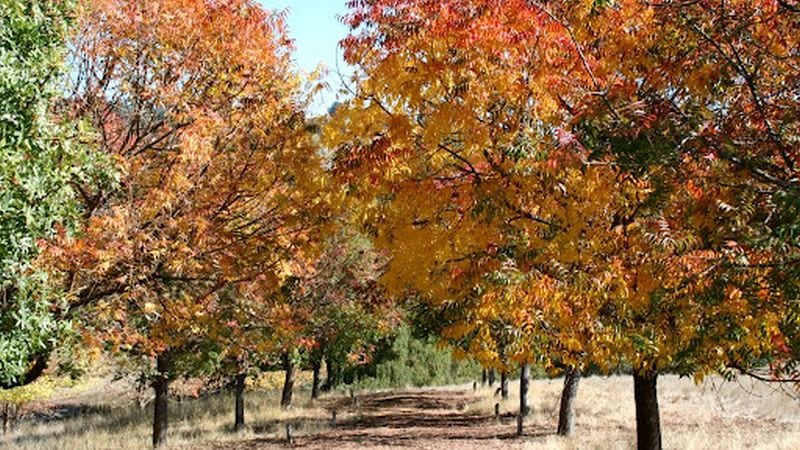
214 389 552 449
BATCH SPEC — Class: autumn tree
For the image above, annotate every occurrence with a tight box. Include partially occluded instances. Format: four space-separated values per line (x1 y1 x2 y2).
295 228 397 397
330 1 797 449
44 0 327 446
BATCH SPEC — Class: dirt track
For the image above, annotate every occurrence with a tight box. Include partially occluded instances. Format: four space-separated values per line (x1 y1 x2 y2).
208 389 536 450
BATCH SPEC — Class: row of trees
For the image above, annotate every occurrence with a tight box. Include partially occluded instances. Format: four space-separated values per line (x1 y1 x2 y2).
1 0 398 446
2 1 799 449
326 0 800 449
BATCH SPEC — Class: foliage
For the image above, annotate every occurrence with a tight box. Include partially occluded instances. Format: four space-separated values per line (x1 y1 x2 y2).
330 0 798 390
28 2 334 412
296 228 398 375
356 324 481 389
0 0 115 388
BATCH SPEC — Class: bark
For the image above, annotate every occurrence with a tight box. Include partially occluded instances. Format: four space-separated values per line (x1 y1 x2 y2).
634 371 662 450
488 368 496 386
520 363 530 416
234 372 246 432
517 362 530 437
500 370 509 399
280 353 295 409
323 357 338 391
311 357 322 400
152 354 170 448
557 368 581 437
2 403 9 435
481 369 488 386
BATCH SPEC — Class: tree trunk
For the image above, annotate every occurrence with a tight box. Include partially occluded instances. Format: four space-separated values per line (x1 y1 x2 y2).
2 403 9 435
281 353 295 409
481 369 488 386
517 362 530 437
234 372 246 432
557 368 581 437
634 371 662 450
152 354 170 448
311 357 322 400
500 370 509 399
323 357 338 391
488 368 496 387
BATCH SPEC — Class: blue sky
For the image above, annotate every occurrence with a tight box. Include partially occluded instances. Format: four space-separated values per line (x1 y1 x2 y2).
256 1 354 115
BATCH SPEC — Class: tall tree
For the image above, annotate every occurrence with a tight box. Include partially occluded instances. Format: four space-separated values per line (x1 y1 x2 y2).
330 1 797 449
44 0 327 446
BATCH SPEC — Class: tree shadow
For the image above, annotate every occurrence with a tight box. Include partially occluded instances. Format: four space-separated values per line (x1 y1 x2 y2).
229 389 556 449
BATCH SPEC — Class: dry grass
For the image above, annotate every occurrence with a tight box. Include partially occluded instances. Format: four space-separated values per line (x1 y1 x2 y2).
1 380 330 450
2 374 799 449
466 374 800 450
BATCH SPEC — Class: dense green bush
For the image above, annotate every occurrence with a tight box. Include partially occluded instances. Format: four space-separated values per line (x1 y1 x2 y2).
355 325 481 389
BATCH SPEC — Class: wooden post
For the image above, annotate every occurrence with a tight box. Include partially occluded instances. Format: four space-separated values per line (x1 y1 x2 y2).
286 422 294 445
494 403 500 421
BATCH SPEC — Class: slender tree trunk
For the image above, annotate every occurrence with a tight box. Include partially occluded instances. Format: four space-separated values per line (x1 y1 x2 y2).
500 370 509 399
633 371 662 450
234 372 246 431
520 363 530 416
152 354 170 448
2 403 9 435
517 362 530 437
281 353 295 409
311 357 322 400
323 357 338 391
488 368 496 387
557 368 581 436
481 369 488 386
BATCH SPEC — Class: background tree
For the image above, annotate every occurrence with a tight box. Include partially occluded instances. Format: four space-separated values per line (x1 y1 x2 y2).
296 228 397 396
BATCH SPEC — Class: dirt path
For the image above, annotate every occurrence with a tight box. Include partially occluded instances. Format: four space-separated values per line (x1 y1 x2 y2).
209 389 541 450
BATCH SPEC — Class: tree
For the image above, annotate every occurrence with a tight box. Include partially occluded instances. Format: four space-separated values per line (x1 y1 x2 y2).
330 1 797 448
295 228 397 397
43 0 327 446
0 0 114 389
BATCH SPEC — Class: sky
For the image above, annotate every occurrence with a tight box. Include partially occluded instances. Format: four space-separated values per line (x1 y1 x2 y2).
257 1 354 116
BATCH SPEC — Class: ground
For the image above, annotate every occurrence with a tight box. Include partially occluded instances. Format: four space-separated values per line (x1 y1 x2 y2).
3 374 800 449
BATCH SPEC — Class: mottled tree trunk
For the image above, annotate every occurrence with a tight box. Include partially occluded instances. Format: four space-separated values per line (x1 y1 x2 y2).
517 362 530 437
281 353 295 409
634 371 662 450
311 357 322 400
152 354 170 448
234 372 246 431
500 370 509 399
557 368 581 436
